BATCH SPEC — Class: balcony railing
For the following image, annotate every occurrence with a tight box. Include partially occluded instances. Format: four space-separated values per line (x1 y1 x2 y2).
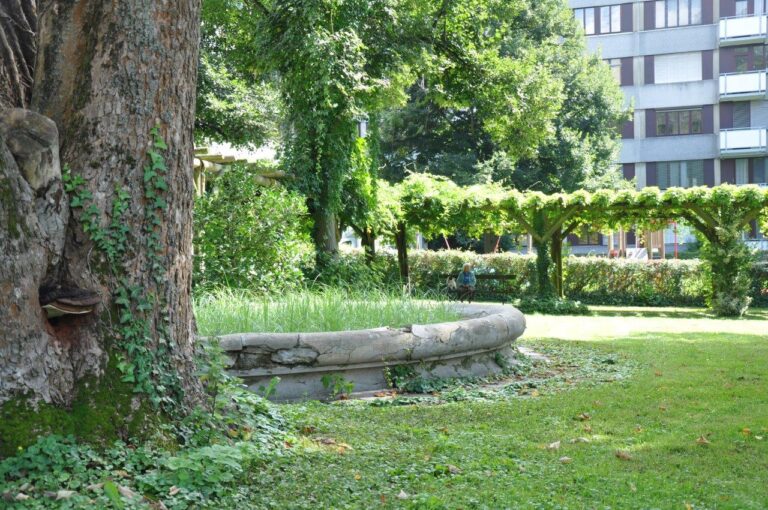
720 128 768 157
720 71 768 100
720 15 768 45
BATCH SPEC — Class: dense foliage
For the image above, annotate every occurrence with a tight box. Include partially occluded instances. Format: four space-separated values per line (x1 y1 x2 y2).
193 164 314 292
380 0 628 193
376 177 768 316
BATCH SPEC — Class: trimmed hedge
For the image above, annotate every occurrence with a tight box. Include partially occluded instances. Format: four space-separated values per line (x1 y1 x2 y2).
367 250 768 308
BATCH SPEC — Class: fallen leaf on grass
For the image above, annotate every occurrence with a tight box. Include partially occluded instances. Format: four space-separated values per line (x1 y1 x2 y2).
530 390 541 397
684 503 694 510
54 490 76 500
742 428 752 436
575 413 591 421
629 482 637 492
635 425 644 433
380 495 387 504
86 483 104 492
169 486 181 496
756 436 764 441
569 437 591 444
447 464 462 474
118 485 138 500
583 424 593 433
659 405 668 412
300 425 316 435
319 438 336 445
696 435 711 446
397 490 409 500
354 473 362 480
654 371 663 377
15 493 30 501
615 450 632 461
547 441 561 451
559 456 572 464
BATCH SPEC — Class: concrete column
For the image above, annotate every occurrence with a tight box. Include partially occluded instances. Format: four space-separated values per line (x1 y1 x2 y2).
636 162 647 189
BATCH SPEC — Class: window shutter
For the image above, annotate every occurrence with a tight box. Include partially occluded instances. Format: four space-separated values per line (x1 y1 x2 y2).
644 0 656 30
621 3 633 32
703 160 715 186
623 163 636 181
702 105 714 133
644 56 655 84
702 0 715 23
647 162 658 186
620 57 634 86
721 159 736 183
733 102 750 128
646 110 657 137
720 103 734 129
702 50 713 80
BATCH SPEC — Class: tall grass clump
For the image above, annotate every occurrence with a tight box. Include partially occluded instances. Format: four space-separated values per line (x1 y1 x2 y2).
195 288 461 336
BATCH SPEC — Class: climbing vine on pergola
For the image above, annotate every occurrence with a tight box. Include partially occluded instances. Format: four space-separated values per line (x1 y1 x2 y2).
372 174 768 317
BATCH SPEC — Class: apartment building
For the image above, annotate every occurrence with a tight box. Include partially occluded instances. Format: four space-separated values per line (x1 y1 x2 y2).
568 0 766 250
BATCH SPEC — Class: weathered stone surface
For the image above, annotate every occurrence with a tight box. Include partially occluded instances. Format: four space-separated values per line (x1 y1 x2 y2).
214 303 527 401
270 348 319 366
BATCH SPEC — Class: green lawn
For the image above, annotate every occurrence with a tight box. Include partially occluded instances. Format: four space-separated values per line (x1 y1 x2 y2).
251 310 768 509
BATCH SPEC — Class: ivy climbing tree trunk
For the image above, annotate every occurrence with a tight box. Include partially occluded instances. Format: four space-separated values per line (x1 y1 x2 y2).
0 0 204 456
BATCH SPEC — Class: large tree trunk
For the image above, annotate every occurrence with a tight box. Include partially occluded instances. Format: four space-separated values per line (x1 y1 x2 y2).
310 205 338 262
1 0 203 456
0 1 36 109
360 229 376 264
395 222 409 281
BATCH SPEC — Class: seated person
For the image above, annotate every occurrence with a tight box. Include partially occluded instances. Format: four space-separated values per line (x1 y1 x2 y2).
456 263 476 302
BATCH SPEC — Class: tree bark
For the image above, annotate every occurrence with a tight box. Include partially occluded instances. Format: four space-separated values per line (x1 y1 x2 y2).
1 0 203 454
395 222 409 281
310 204 338 263
360 229 376 264
550 228 564 299
0 1 36 109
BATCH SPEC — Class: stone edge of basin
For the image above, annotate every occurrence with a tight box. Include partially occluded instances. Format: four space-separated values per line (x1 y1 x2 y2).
208 303 526 377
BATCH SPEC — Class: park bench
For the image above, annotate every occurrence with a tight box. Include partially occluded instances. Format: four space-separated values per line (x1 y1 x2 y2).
439 273 517 304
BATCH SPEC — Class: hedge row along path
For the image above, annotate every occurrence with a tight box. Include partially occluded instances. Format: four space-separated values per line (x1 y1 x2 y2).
359 174 768 317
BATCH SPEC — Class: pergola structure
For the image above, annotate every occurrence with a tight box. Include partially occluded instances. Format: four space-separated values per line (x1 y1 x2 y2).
193 147 288 196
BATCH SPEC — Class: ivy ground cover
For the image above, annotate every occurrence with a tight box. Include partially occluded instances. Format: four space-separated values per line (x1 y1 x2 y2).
254 310 768 509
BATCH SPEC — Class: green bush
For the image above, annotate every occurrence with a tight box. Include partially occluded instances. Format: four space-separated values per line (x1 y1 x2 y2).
564 257 708 307
343 249 765 308
515 297 590 315
194 164 314 292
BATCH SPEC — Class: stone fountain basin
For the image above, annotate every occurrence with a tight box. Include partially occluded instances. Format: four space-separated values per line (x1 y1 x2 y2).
216 303 526 401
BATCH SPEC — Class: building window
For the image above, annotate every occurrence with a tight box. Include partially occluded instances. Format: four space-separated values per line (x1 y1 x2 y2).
735 45 767 72
656 108 703 135
571 227 601 246
654 52 702 83
733 102 750 128
655 0 702 28
755 159 767 183
736 159 749 185
575 5 621 35
657 160 705 189
607 58 622 82
735 0 748 16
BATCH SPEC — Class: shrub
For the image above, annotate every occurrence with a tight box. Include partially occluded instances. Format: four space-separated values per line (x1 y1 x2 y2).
344 249 765 308
194 164 314 292
516 297 590 315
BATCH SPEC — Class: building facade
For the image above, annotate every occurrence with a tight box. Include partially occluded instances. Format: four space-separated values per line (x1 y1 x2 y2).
569 0 766 249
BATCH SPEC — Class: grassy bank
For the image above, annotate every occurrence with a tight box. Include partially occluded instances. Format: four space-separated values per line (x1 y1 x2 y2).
194 289 460 336
250 311 768 509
